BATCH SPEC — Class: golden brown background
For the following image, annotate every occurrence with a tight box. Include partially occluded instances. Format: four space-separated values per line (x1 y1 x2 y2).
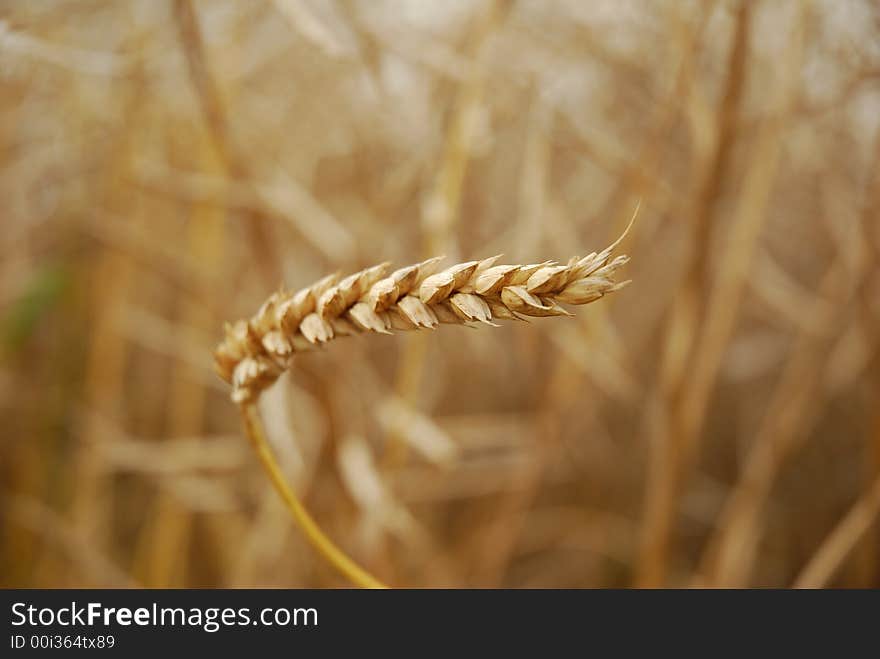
1 0 879 588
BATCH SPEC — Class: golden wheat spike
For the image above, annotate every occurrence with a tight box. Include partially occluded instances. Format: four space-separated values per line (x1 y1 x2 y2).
216 232 632 404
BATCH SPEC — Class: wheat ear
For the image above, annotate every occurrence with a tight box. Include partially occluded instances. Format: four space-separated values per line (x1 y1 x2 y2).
219 211 636 588
217 231 634 405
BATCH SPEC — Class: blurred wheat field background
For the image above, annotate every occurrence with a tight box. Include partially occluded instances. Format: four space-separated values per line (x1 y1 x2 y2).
1 0 879 589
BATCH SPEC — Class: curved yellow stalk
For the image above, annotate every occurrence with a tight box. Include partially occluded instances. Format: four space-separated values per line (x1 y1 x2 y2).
239 402 388 589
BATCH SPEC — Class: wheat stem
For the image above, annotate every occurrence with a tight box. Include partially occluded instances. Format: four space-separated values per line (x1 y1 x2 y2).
239 402 388 589
793 473 880 589
224 212 636 587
